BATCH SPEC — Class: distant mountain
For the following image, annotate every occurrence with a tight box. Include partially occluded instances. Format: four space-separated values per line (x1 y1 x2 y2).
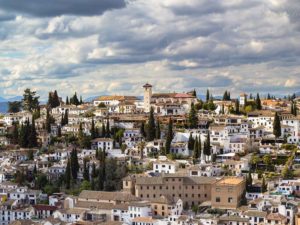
84 96 98 102
0 102 8 113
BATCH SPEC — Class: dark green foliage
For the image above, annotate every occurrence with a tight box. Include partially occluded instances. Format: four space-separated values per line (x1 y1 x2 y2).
155 120 161 139
22 89 40 112
165 119 173 155
291 102 297 116
223 90 231 101
70 148 79 180
65 158 71 189
256 93 262 110
140 122 146 138
192 89 197 97
193 137 199 162
46 109 55 133
101 123 106 138
188 103 198 128
66 96 69 105
83 158 90 181
273 112 281 138
188 133 195 151
70 92 80 106
18 119 38 148
203 132 211 156
146 107 156 141
90 118 96 139
206 89 210 103
48 90 60 108
78 123 91 149
235 100 240 114
106 119 111 138
8 101 22 113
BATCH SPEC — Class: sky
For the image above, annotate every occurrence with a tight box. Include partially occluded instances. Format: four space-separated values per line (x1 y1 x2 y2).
0 0 299 100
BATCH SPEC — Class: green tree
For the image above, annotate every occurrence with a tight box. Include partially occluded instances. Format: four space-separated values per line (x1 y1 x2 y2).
273 112 281 138
203 132 211 157
71 148 79 180
70 92 80 106
90 118 96 139
188 133 195 151
22 88 40 112
206 89 210 103
256 93 262 110
80 180 91 192
155 120 161 139
140 122 146 138
261 176 267 192
66 96 69 105
83 158 90 181
8 101 22 113
146 107 156 141
46 109 55 133
235 100 240 114
193 138 199 163
165 119 173 155
28 117 38 148
188 103 198 128
65 158 71 189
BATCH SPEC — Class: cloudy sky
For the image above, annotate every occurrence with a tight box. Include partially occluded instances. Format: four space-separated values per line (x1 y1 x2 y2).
0 0 299 99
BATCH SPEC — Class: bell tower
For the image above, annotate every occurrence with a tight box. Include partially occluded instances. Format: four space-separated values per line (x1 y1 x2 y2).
143 83 152 113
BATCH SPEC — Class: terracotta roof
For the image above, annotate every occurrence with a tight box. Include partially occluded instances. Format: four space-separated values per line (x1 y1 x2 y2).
79 191 140 202
266 213 286 221
132 217 157 223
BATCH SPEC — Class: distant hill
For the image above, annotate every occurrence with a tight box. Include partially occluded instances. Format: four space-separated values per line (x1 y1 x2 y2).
0 102 8 113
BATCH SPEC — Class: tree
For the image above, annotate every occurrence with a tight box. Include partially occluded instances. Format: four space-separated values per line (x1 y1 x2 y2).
256 93 262 110
146 107 156 141
235 100 240 114
66 96 69 105
193 138 199 163
101 123 106 138
46 109 55 133
192 89 197 97
22 88 39 112
188 103 198 128
140 122 146 138
65 158 71 189
71 148 79 180
165 119 173 155
83 158 90 181
90 118 96 139
28 117 38 148
261 176 267 192
203 132 211 157
263 154 272 171
273 112 281 138
70 92 79 106
106 119 110 138
250 155 260 170
8 101 22 113
246 171 252 188
11 122 19 145
206 89 210 103
155 120 161 139
27 149 34 160
80 180 91 192
188 133 195 151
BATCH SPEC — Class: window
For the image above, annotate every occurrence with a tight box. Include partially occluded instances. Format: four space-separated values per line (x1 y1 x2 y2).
216 197 220 202
228 197 233 203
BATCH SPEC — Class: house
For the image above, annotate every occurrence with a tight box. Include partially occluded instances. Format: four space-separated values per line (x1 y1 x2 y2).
91 138 114 150
153 159 177 174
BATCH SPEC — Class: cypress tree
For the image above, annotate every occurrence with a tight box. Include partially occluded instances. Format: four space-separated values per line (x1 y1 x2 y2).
188 133 195 151
28 117 37 148
71 148 79 180
223 91 228 101
206 89 210 103
90 118 96 139
53 90 60 107
273 112 281 138
256 93 262 110
188 102 198 128
106 119 110 138
61 113 65 126
66 96 69 105
235 100 240 114
198 136 202 158
165 119 173 155
83 158 89 181
46 109 52 133
193 137 199 162
101 123 106 138
221 104 225 114
140 122 146 138
64 110 69 125
57 126 62 137
91 162 97 178
155 119 161 139
65 158 71 189
146 107 156 141
80 96 83 105
47 92 53 108
291 103 294 115
204 132 211 156
192 89 197 97
12 122 19 145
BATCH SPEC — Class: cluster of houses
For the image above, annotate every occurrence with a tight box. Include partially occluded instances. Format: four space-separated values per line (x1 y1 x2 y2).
0 84 300 225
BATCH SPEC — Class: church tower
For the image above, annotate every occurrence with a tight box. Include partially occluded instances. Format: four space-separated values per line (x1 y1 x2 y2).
143 83 152 113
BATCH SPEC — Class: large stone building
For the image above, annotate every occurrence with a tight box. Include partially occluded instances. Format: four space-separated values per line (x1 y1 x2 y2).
123 174 216 207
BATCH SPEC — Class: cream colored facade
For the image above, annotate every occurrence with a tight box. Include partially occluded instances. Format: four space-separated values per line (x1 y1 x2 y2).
132 175 216 207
